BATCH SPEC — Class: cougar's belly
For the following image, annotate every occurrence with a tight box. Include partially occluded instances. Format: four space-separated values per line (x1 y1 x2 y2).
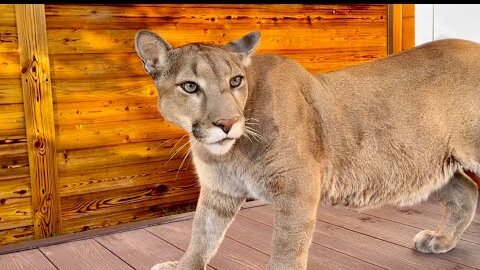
319 159 459 209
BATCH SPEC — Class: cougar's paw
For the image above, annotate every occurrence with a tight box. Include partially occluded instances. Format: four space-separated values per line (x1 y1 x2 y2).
151 261 178 270
413 230 458 253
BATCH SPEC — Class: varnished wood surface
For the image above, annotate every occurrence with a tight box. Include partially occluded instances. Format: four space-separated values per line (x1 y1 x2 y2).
0 201 478 269
15 4 62 239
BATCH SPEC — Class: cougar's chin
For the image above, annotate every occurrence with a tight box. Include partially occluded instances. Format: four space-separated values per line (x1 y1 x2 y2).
204 138 236 155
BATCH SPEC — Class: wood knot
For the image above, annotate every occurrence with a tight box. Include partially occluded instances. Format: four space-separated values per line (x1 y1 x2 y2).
156 184 169 193
33 137 47 155
21 67 27 73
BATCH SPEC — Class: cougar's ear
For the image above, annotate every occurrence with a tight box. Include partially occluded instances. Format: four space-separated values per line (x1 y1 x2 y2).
135 30 172 76
223 31 261 65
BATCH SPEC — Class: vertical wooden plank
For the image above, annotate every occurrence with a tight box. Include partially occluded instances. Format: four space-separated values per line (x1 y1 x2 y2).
402 4 415 50
388 4 415 54
388 4 403 54
15 4 62 238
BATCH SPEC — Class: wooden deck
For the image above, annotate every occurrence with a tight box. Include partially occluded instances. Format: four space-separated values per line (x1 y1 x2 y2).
1 200 479 270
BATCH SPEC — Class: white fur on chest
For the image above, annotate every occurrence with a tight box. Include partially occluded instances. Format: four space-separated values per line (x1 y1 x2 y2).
193 155 271 202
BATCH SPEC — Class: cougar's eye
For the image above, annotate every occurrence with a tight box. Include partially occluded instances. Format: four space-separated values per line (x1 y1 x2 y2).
180 81 199 93
230 75 243 88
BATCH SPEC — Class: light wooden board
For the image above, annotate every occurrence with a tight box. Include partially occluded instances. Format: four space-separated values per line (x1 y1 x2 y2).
15 4 62 238
0 249 56 270
40 238 134 270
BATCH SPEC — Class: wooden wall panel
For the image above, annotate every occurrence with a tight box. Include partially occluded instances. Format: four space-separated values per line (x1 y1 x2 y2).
15 4 62 239
0 4 34 246
0 4 389 246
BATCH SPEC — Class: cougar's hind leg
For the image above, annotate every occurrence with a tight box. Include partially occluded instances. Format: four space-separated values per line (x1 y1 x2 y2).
414 170 478 253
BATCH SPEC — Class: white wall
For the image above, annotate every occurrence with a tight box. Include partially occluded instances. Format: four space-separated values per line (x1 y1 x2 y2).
415 4 480 46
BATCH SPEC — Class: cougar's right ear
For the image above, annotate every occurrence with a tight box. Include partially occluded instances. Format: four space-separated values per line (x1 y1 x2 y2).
135 30 172 76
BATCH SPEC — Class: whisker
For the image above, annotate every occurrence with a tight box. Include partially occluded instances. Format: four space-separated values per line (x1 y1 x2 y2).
243 131 254 143
153 138 173 151
170 134 188 154
246 117 260 122
244 129 260 143
164 140 190 167
176 141 201 179
244 127 267 142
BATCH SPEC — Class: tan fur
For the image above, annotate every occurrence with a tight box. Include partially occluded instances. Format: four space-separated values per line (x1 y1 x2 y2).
135 31 480 270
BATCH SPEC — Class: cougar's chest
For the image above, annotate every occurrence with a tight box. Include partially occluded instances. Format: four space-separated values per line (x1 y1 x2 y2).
192 154 272 202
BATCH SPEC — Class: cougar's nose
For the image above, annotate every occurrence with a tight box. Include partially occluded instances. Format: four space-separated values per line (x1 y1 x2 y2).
213 116 240 134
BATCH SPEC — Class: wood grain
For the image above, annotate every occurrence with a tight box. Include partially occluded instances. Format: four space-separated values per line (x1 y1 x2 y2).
44 4 387 19
0 140 29 182
45 27 386 54
0 177 31 200
0 249 56 270
60 177 200 221
51 77 157 104
61 200 197 234
95 229 185 270
390 4 403 54
0 52 21 79
59 158 195 197
402 4 415 50
0 79 23 105
15 4 62 238
0 5 16 27
0 226 34 245
0 197 32 230
0 104 24 131
49 49 386 80
57 139 191 174
0 27 17 53
57 119 185 151
40 238 134 270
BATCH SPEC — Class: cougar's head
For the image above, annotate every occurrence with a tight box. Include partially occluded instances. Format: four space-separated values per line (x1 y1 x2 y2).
135 30 260 155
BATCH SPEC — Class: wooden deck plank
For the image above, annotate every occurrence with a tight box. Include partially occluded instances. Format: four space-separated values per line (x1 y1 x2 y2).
314 205 480 269
0 249 56 270
95 229 184 270
227 214 384 270
147 220 265 270
240 206 478 270
40 238 133 270
409 201 480 224
357 203 480 245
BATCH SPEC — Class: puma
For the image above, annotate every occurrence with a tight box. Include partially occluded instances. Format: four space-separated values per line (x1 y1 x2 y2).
134 30 480 270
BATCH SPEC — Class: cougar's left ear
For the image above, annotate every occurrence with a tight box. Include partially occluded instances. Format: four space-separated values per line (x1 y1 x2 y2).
223 31 261 66
135 30 172 76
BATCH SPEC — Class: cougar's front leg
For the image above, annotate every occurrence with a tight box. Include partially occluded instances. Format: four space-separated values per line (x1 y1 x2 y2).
268 184 320 270
152 187 245 270
414 170 478 253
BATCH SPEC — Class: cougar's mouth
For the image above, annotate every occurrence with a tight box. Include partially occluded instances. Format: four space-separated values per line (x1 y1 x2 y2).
209 137 235 145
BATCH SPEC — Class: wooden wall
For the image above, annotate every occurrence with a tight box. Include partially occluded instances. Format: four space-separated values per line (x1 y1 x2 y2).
0 5 35 245
0 4 388 246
